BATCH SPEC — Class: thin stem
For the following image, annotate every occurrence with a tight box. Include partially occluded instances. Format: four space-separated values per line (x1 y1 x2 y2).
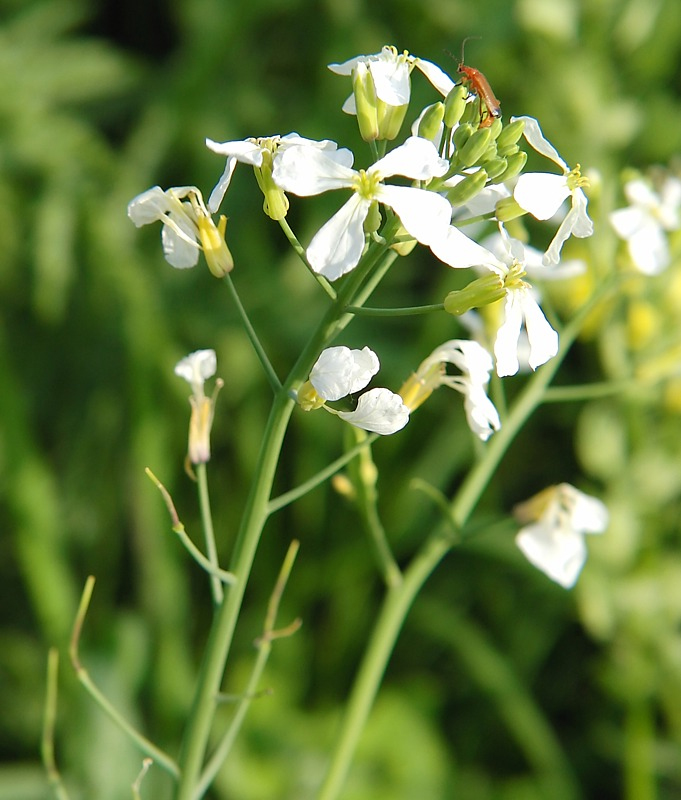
70 577 180 778
345 302 445 317
196 463 224 605
316 278 617 800
145 468 236 586
41 648 71 800
193 541 301 799
222 274 282 392
542 378 633 403
268 435 378 514
277 216 337 300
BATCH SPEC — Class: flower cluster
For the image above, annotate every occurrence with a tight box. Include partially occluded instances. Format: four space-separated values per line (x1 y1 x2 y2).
128 46 606 586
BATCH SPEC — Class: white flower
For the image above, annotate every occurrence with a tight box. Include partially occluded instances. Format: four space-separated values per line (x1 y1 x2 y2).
514 483 609 588
512 115 594 264
399 339 500 440
128 186 233 276
329 46 455 115
309 346 380 401
174 349 220 464
337 388 410 435
205 134 352 218
273 136 451 280
610 175 681 275
298 346 409 435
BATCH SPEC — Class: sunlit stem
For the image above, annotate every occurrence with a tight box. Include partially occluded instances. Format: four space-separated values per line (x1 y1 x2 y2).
193 541 301 799
277 216 337 300
70 577 181 778
41 648 71 800
196 463 223 605
345 302 444 316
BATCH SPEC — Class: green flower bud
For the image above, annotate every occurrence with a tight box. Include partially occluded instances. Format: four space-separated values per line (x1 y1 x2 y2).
460 98 479 125
497 142 520 158
417 102 445 141
491 151 528 185
486 117 504 141
444 273 506 315
495 195 526 222
254 149 289 220
457 127 493 167
483 157 508 180
364 200 382 234
496 118 525 151
446 169 488 206
352 63 380 142
378 100 407 141
475 143 499 166
452 122 474 152
390 224 417 256
443 85 468 128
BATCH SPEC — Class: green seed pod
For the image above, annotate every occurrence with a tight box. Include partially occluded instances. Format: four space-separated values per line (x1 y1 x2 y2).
418 102 445 141
457 127 493 167
446 168 488 206
491 151 528 184
443 85 469 128
496 118 525 151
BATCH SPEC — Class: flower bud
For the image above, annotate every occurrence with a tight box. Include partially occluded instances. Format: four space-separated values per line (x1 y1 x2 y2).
443 85 469 128
452 122 474 152
496 118 525 151
495 195 526 221
457 127 493 167
446 169 488 206
254 149 289 220
491 151 528 185
485 117 504 141
444 273 505 315
390 224 418 256
352 63 380 142
363 200 382 234
418 102 445 141
483 157 508 180
378 100 407 141
196 213 234 277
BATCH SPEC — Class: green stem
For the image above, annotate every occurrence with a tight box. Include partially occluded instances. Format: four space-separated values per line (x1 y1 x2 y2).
41 648 71 800
316 279 615 800
196 463 223 605
277 217 337 300
174 242 399 800
345 302 444 317
222 274 282 393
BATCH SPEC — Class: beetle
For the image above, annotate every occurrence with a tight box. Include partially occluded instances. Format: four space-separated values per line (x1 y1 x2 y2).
456 37 501 127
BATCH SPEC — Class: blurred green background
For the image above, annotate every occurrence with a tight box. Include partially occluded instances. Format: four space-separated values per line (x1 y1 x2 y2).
2 0 681 797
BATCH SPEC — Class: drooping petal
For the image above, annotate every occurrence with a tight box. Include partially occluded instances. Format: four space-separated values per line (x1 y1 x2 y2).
272 146 357 196
337 388 410 434
307 195 370 280
127 186 171 226
174 349 217 394
520 291 559 370
463 383 501 441
207 157 238 213
511 115 567 171
378 184 452 246
309 346 380 401
543 189 593 264
515 520 587 588
494 292 524 377
161 211 200 269
566 487 609 534
371 136 448 181
414 58 456 96
514 173 571 220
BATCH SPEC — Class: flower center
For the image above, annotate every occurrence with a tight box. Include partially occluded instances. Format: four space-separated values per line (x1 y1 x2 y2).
501 261 529 292
352 169 382 200
566 164 589 192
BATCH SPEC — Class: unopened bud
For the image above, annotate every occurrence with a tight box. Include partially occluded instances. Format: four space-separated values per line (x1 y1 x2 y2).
364 200 382 234
491 151 528 185
353 63 380 142
418 102 445 141
483 157 508 180
390 224 417 256
496 118 525 151
255 149 289 220
443 85 468 128
378 100 407 141
457 127 493 167
495 195 526 221
444 273 505 315
446 169 488 206
452 122 474 152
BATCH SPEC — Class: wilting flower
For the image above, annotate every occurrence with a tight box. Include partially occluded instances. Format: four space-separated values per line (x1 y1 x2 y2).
399 339 500 440
127 186 233 277
174 349 222 464
514 483 609 588
273 136 451 280
512 115 593 264
205 134 352 220
297 346 409 435
610 174 681 274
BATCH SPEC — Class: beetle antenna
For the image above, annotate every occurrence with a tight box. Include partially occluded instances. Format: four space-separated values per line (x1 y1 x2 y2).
460 35 482 65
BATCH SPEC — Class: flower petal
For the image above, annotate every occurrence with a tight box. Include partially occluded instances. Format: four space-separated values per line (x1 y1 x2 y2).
161 212 200 269
338 388 410 434
273 146 356 196
414 57 456 96
207 157 238 213
175 349 217 389
516 521 587 588
310 346 380 400
464 383 501 441
430 225 501 270
371 136 448 181
307 195 370 280
520 291 559 370
494 292 524 377
511 115 567 171
378 184 452 246
514 173 570 220
370 58 410 105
